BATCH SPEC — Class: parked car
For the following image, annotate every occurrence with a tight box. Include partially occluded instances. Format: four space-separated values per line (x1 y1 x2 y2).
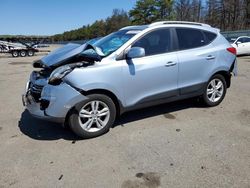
230 36 250 55
22 21 237 138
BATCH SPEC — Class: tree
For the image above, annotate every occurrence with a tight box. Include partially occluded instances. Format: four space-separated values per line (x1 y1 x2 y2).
105 9 130 33
175 0 193 21
52 0 250 42
129 0 175 24
129 0 159 24
156 0 175 20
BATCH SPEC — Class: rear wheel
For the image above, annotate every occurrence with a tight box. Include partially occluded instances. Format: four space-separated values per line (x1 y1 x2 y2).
202 74 227 107
27 50 34 56
69 94 116 138
12 50 19 57
19 50 27 57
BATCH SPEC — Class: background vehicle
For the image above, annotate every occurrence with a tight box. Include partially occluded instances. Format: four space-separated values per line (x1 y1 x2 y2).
0 40 40 57
230 36 250 55
23 21 237 138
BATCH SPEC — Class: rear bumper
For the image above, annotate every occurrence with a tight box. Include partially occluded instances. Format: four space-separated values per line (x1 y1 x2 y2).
231 59 238 76
22 82 88 123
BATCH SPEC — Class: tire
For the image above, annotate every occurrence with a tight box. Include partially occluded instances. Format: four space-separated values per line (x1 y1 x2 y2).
27 50 34 56
12 51 19 57
202 74 227 107
69 94 116 139
19 50 27 57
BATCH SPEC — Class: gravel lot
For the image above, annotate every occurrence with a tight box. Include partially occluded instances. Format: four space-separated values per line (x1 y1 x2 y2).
0 46 249 188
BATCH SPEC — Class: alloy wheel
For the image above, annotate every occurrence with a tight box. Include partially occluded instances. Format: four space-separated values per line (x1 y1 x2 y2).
206 78 224 103
78 100 110 132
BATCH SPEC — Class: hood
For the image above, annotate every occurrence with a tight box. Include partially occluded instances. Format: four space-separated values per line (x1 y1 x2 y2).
40 43 104 68
40 43 86 67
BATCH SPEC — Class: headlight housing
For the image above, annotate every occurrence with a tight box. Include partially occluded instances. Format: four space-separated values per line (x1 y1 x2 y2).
48 65 73 85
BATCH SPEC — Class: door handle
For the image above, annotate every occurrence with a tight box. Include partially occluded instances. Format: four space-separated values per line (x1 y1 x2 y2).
206 55 216 60
165 61 177 67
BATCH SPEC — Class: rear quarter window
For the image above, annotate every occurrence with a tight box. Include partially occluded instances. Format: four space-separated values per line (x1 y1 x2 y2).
203 31 217 43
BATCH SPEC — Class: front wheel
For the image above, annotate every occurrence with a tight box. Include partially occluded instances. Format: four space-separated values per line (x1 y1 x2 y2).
202 74 227 107
69 94 116 139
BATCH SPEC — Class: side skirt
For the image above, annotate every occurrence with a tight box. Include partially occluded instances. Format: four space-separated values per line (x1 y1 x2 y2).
121 83 206 114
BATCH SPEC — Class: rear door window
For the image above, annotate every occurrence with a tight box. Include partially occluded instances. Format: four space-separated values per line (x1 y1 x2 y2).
176 28 206 50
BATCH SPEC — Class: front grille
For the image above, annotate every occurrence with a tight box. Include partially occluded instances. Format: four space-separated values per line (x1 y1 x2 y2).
30 83 43 102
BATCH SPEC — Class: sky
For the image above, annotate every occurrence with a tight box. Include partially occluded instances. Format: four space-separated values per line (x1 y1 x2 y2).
0 0 137 36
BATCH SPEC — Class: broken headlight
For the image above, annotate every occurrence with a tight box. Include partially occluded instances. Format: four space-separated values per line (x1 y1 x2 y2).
48 65 73 85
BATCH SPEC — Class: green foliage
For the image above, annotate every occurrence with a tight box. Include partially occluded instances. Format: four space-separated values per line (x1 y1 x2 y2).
129 0 175 24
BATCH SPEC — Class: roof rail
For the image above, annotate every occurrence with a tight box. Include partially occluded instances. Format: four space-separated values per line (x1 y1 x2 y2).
149 21 211 27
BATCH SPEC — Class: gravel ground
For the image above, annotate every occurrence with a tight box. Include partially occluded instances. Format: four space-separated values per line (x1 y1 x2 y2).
0 46 249 188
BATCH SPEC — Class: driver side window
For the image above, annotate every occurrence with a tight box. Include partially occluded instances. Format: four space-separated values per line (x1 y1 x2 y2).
132 28 171 56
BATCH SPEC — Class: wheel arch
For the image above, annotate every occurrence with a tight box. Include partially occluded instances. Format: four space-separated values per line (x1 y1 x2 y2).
211 70 231 88
83 89 123 116
64 88 123 128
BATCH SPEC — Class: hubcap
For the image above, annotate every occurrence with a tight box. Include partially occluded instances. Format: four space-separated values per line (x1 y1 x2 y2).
207 78 224 103
78 100 110 132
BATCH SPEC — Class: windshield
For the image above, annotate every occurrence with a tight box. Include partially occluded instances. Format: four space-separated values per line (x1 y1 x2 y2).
82 30 140 57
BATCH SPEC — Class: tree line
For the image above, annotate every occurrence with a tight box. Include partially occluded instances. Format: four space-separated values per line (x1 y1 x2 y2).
52 0 250 42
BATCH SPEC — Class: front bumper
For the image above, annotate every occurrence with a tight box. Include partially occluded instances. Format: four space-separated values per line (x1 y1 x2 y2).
22 82 88 123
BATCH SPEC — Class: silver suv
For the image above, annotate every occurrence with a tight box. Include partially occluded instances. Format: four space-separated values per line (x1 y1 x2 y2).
22 21 237 138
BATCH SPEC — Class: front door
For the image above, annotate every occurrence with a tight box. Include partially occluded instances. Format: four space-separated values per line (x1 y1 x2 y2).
120 28 179 107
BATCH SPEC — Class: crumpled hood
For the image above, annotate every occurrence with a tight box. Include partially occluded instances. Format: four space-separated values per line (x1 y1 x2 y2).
41 43 87 67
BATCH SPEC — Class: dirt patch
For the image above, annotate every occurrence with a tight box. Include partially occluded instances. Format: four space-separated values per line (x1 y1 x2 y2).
241 109 250 116
122 172 161 188
239 109 250 126
163 113 176 119
9 62 31 65
238 74 248 78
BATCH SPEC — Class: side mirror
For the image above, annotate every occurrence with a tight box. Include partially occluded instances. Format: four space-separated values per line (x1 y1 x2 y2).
126 47 145 59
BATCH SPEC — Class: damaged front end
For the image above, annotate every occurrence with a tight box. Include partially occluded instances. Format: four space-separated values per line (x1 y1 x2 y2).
22 43 101 123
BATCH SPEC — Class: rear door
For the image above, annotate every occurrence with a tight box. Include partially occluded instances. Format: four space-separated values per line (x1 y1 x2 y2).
175 28 218 95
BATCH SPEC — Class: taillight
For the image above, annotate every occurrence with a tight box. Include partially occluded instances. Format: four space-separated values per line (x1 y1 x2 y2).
227 47 236 55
